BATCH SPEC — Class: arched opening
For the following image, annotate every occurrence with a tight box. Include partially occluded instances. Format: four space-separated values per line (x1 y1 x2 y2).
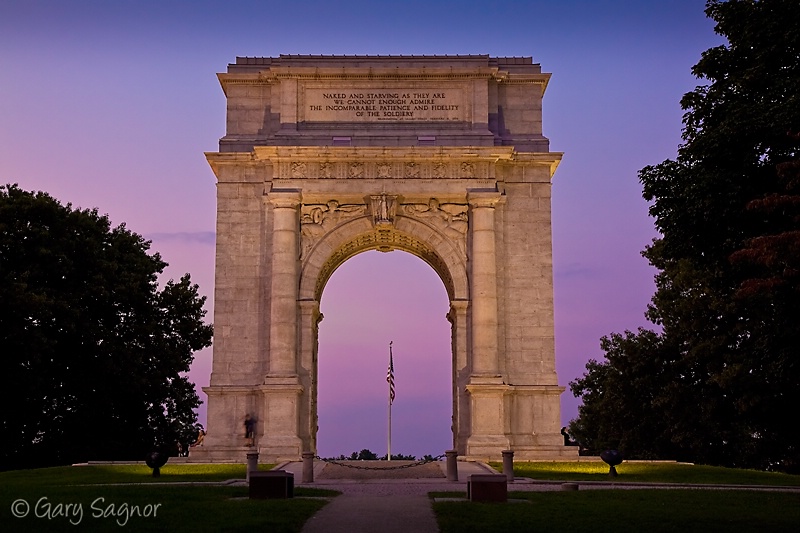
316 249 451 458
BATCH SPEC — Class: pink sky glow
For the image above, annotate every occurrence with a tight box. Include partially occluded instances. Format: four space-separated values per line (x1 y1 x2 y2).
1 0 722 458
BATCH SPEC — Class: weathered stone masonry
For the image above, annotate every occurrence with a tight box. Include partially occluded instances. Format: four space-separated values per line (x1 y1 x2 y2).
192 55 576 462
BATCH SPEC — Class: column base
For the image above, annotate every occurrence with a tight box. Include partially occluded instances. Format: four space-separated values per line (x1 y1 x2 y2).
465 435 511 460
184 446 253 463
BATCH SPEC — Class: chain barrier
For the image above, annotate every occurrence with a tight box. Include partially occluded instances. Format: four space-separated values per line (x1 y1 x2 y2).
315 454 445 471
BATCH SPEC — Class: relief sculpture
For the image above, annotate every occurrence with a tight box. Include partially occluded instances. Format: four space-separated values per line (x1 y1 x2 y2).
300 200 367 259
403 198 468 254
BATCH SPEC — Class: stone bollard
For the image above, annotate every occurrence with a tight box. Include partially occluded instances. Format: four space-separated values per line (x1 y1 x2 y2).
502 450 514 482
302 452 315 483
246 451 259 482
445 450 459 482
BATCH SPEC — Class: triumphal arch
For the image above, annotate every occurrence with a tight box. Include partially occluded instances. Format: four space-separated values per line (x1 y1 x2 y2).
195 55 575 462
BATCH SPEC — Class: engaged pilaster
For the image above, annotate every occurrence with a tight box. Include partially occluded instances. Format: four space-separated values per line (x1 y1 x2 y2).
448 299 470 452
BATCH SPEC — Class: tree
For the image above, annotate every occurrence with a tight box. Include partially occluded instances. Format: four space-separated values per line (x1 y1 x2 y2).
0 184 213 469
569 0 800 470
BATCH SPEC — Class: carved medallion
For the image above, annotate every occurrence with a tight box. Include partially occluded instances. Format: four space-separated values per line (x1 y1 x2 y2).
348 162 364 179
432 162 447 179
291 162 307 178
319 162 333 179
376 162 392 179
405 162 420 179
460 162 475 178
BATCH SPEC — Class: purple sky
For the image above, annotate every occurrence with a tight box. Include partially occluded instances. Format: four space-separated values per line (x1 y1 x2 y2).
1 1 722 458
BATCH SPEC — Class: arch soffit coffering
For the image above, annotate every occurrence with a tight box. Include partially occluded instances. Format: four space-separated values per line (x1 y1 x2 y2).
299 215 468 302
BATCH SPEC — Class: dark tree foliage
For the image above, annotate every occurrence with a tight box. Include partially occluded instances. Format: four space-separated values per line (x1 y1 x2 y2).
0 184 213 470
569 0 800 470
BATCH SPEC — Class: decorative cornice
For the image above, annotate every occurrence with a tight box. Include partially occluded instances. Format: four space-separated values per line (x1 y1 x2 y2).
218 68 549 88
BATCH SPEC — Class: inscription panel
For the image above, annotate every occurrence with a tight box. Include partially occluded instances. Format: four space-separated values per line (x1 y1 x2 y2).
300 83 466 123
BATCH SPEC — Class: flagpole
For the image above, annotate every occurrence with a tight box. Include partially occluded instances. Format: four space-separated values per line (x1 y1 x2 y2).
387 341 393 461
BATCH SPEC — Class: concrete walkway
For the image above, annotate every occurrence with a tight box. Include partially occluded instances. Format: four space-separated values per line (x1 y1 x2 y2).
276 460 498 533
301 493 437 533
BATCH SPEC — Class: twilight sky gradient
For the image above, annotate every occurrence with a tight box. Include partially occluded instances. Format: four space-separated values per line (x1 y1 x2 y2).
1 0 722 458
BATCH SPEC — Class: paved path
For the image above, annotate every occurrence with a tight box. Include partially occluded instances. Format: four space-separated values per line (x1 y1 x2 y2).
301 492 437 533
277 460 497 533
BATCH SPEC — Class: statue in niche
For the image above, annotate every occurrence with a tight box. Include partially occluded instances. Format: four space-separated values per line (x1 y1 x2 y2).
370 194 397 227
300 200 366 259
404 198 468 252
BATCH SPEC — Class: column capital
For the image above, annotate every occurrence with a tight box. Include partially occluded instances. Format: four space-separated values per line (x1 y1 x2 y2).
298 299 320 312
267 189 302 209
449 299 470 312
467 190 503 208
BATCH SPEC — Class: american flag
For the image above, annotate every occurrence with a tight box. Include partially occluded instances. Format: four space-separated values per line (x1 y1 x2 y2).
387 341 395 404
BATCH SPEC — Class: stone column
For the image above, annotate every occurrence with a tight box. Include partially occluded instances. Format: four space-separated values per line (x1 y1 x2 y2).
467 191 502 379
259 190 303 462
465 190 509 458
267 190 302 377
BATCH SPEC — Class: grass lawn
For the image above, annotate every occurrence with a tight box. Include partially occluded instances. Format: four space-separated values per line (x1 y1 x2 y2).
491 461 800 486
0 464 337 532
432 489 800 533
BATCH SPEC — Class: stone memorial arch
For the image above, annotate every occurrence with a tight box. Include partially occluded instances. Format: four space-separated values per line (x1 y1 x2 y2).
194 55 576 462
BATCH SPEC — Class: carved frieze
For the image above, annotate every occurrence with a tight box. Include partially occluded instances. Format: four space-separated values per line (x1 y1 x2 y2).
276 160 489 180
300 200 367 259
403 198 468 253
